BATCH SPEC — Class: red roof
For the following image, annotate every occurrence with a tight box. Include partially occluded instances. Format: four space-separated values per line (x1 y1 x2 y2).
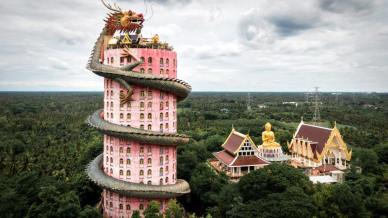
213 150 235 165
222 131 245 154
231 155 268 166
314 164 338 173
295 123 332 154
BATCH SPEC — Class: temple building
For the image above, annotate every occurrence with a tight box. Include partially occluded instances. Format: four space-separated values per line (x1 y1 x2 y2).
288 121 352 183
257 122 289 162
86 1 191 217
209 128 269 181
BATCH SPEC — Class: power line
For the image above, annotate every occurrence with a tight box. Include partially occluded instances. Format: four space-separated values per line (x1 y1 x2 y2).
313 87 321 125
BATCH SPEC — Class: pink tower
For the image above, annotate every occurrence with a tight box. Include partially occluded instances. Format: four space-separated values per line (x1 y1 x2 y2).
86 1 191 217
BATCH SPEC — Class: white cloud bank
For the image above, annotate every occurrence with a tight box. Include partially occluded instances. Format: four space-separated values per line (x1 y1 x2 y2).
0 0 387 92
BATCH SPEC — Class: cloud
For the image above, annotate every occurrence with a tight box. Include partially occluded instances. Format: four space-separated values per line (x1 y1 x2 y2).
0 0 387 92
319 0 377 14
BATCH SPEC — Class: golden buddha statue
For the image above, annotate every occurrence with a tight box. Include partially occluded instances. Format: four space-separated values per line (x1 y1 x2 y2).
261 122 280 148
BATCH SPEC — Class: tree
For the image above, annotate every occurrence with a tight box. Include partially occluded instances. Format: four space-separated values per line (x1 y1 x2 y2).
190 163 228 212
131 210 141 218
144 201 162 218
78 205 101 218
353 148 380 174
237 163 312 202
165 199 184 218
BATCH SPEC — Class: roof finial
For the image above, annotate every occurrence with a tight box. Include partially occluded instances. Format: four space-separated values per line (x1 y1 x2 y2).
334 121 337 128
232 124 235 131
301 116 304 123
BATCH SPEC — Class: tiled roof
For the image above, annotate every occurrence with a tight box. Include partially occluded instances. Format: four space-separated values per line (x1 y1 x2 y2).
314 164 339 173
295 123 332 154
231 155 268 166
213 150 235 165
222 130 245 154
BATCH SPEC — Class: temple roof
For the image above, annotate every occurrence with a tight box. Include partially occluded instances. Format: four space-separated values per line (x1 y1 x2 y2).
222 129 246 154
314 164 339 173
295 122 332 154
213 150 235 165
231 155 268 166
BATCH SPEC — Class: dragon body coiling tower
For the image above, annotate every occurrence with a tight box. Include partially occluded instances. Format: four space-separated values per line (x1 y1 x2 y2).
86 1 191 217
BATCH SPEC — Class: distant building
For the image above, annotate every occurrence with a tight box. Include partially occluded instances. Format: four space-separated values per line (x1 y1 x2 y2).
209 128 269 181
288 121 352 183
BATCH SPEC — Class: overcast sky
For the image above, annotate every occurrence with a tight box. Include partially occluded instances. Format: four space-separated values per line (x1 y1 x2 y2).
0 0 387 92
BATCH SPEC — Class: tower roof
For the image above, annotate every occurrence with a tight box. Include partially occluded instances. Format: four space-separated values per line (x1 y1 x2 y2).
222 129 246 154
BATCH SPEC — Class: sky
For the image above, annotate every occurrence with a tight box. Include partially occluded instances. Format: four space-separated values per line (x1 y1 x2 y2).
0 0 387 92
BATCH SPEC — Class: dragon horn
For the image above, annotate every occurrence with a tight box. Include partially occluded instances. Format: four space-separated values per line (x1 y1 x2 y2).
101 0 122 13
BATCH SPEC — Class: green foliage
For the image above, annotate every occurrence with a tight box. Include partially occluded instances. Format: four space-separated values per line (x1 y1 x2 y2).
237 164 312 202
131 210 141 218
144 200 163 218
0 92 387 217
165 199 184 218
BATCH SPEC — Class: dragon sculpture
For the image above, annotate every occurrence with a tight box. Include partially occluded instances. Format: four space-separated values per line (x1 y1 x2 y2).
85 0 191 198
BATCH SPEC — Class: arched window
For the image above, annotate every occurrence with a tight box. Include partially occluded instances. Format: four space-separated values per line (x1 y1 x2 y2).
140 170 144 176
119 170 123 175
139 204 144 210
140 90 145 97
160 167 164 176
110 168 113 174
159 178 163 185
160 58 164 66
147 68 152 74
110 157 113 163
147 102 152 108
140 57 145 63
148 57 152 65
165 177 169 183
165 112 169 119
119 147 123 153
148 90 152 97
160 112 163 121
160 124 163 132
119 204 123 210
140 102 145 109
166 69 169 76
110 57 114 64
147 113 152 119
166 101 169 108
147 124 152 130
147 181 152 185
127 147 131 154
160 69 164 75
126 113 131 120
126 159 131 165
126 204 131 210
120 113 124 119
165 166 169 172
147 146 152 153
126 170 131 176
140 146 144 153
110 101 114 107
140 113 144 120
110 113 113 119
110 201 113 208
160 102 164 110
166 155 169 162
140 158 144 165
140 68 145 73
147 169 152 175
147 158 152 165
106 156 109 162
160 156 164 165
165 123 169 129
140 124 144 130
106 112 109 118
120 158 123 164
110 146 113 152
166 58 169 66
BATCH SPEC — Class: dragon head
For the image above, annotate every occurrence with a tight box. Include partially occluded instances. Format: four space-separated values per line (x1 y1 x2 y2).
102 0 144 35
